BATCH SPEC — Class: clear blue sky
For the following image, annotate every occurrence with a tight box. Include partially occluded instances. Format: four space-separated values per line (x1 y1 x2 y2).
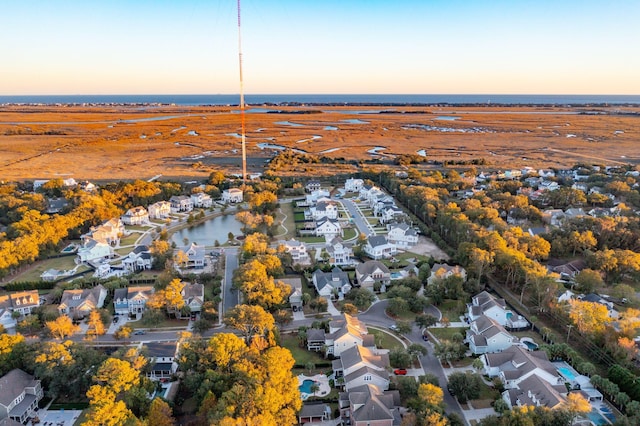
1 0 638 95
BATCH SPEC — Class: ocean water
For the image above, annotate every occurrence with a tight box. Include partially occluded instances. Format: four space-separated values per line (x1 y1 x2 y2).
1 94 639 106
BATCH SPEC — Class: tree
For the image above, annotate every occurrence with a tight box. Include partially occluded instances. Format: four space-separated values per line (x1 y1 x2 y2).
573 269 604 293
82 385 133 426
563 392 591 423
396 320 412 335
407 343 428 362
224 304 275 343
46 315 80 340
387 297 410 317
415 314 438 329
417 382 444 410
94 357 140 394
568 299 611 335
163 278 185 315
86 310 105 338
341 303 359 315
145 398 175 426
344 287 376 310
447 371 482 403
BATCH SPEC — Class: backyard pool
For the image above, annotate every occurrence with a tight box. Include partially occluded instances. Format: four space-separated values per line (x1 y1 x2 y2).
558 366 577 381
587 408 611 425
299 379 316 394
522 340 538 351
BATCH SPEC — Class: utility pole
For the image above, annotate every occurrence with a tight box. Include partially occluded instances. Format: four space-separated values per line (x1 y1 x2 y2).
237 0 247 184
566 324 573 342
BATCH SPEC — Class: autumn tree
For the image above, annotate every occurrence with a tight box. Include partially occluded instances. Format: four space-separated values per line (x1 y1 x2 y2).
568 299 611 335
46 315 80 340
224 304 275 344
145 398 175 426
563 392 591 423
86 310 106 338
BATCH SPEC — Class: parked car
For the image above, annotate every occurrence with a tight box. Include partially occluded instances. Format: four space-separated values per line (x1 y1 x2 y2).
133 330 146 335
112 317 119 324
394 369 407 375
389 324 398 332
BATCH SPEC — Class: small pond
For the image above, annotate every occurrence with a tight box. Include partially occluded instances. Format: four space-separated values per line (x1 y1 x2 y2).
171 215 244 247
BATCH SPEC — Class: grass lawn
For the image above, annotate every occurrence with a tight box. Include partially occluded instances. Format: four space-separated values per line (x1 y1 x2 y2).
279 202 297 239
512 329 543 345
10 256 86 283
366 217 380 225
386 307 416 322
139 318 186 329
293 211 306 221
281 333 326 367
469 381 500 409
126 225 151 232
120 233 140 246
438 299 466 321
368 327 405 350
343 228 357 240
428 327 467 342
395 252 431 263
299 236 327 243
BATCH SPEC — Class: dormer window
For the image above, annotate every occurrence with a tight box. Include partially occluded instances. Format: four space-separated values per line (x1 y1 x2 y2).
73 295 81 300
15 300 20 305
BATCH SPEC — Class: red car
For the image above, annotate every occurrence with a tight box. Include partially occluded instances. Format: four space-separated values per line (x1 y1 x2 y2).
394 369 408 375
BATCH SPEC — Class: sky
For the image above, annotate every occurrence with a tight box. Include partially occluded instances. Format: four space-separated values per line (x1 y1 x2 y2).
1 0 639 95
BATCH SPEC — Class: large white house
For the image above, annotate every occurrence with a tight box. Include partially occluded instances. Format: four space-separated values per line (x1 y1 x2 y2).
58 285 107 319
467 291 529 329
0 369 44 424
386 223 418 247
113 286 155 315
77 238 112 263
465 315 518 355
306 189 331 205
311 200 339 220
191 192 213 208
315 217 343 239
356 261 391 293
121 245 153 272
333 345 390 391
222 188 243 203
170 195 193 213
313 267 352 298
344 178 364 193
325 314 375 357
363 235 396 260
278 239 310 263
121 206 149 226
148 201 171 219
325 237 353 266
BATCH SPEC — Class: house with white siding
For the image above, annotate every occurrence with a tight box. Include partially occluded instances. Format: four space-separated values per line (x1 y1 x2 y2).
0 369 44 425
169 195 193 213
466 315 518 355
148 201 171 219
315 217 342 239
467 291 529 329
221 188 243 203
344 178 364 193
363 235 396 260
121 206 149 225
333 345 390 391
386 223 418 247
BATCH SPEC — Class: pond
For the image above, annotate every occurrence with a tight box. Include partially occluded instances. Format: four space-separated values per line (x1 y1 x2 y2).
171 215 244 247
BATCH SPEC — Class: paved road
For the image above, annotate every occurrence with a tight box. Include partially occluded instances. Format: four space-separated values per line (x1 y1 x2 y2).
222 248 240 318
359 300 466 422
340 198 372 237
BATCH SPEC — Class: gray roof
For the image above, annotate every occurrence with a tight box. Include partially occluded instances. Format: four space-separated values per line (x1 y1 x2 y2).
132 245 150 254
144 342 177 358
485 346 558 380
509 374 567 409
0 369 38 407
307 328 326 342
59 285 106 311
299 403 328 418
356 260 390 276
367 235 390 248
348 384 397 423
339 345 390 372
114 288 127 301
313 267 350 292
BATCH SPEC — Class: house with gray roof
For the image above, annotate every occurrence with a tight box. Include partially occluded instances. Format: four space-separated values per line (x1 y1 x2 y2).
338 384 401 426
298 403 331 424
325 237 353 266
279 278 303 312
355 260 391 293
311 200 339 220
325 314 374 357
312 267 352 299
429 263 467 284
363 235 396 260
333 345 390 391
306 328 327 352
122 206 149 225
182 283 204 313
386 222 418 247
481 346 563 391
58 285 107 319
0 369 43 424
0 291 39 329
466 315 518 355
467 291 529 329
143 342 179 381
315 217 342 240
503 374 568 410
121 245 152 272
181 242 205 269
113 286 155 316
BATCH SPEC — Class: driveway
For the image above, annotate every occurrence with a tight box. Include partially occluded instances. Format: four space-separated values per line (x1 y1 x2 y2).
222 248 240 319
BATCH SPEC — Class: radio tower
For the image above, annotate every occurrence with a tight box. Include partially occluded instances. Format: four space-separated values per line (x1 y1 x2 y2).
237 0 247 183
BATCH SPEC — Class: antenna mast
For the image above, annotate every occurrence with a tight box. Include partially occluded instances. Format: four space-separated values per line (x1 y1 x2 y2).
237 0 247 184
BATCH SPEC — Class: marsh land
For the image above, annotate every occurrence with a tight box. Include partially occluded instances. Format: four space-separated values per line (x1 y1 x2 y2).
1 104 639 180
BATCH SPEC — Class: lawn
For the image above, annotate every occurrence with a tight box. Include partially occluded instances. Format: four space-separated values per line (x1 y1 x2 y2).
428 327 467 342
278 202 297 239
469 381 500 409
438 299 466 322
343 228 357 240
120 233 141 246
299 236 327 243
367 327 405 350
293 211 306 221
281 333 326 367
10 256 88 283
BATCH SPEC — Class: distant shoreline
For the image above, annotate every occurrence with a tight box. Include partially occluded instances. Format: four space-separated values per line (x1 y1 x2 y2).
1 94 640 107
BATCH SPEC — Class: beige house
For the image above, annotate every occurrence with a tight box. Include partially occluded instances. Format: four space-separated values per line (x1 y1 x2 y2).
58 285 107 319
148 201 171 219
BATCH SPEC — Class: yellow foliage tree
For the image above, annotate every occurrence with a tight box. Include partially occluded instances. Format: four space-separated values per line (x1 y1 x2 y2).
35 340 75 368
417 383 444 409
568 299 611 335
618 308 640 337
46 315 80 340
82 385 132 426
0 333 24 355
207 333 248 370
224 304 275 343
164 278 186 314
86 310 105 338
94 357 140 394
145 397 175 426
563 392 591 422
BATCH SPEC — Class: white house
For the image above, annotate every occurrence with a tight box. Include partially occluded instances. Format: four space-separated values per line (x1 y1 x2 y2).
169 195 193 213
306 189 331 205
356 261 391 293
0 291 39 329
278 239 310 263
280 278 303 312
325 237 353 266
344 178 364 192
191 192 213 208
148 201 171 219
312 267 352 299
77 238 112 263
222 188 243 203
182 283 205 313
83 218 124 247
122 206 149 226
0 369 44 424
58 285 107 319
333 345 390 391
386 223 418 247
466 315 518 355
339 384 401 426
305 180 321 192
121 245 153 272
180 243 205 269
467 291 529 329
311 200 339 220
363 235 396 260
380 206 407 225
324 314 375 357
315 217 343 240
144 342 179 381
113 286 155 315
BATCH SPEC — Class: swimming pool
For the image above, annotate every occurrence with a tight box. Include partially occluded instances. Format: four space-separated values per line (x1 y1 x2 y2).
523 340 538 351
299 379 316 394
587 408 610 425
558 367 577 381
390 272 402 279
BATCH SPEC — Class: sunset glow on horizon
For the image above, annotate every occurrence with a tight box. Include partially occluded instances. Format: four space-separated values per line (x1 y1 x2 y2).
1 0 639 96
